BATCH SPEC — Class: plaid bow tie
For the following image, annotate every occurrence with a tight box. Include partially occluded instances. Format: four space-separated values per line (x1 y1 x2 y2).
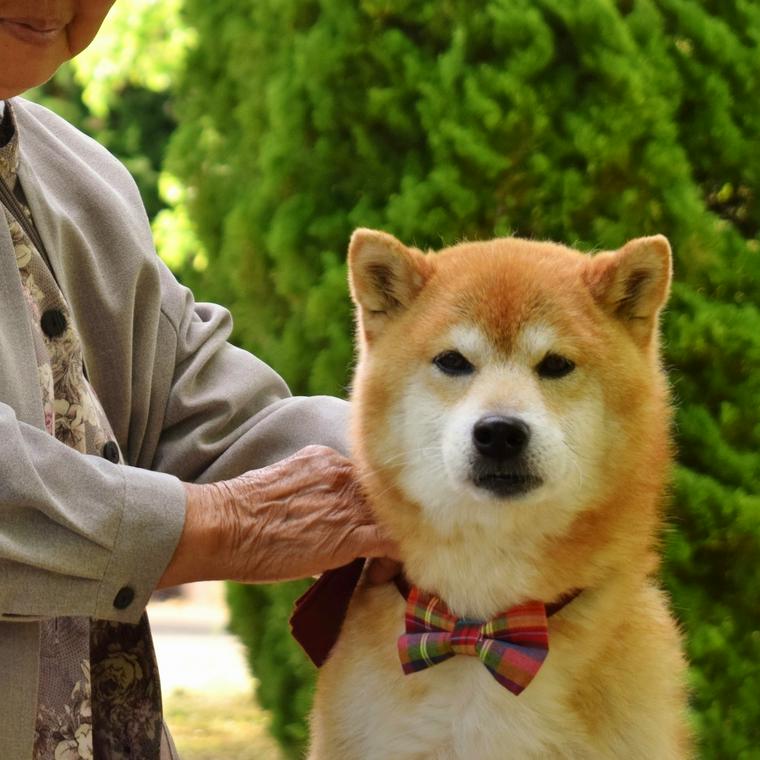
397 586 550 695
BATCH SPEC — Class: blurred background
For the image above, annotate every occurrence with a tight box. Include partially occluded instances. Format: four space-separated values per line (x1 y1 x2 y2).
29 0 760 757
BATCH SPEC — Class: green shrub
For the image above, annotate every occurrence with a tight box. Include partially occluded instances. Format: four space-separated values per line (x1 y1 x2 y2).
167 1 760 756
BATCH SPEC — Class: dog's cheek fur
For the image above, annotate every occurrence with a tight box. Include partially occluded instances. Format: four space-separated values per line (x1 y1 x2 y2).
395 373 471 529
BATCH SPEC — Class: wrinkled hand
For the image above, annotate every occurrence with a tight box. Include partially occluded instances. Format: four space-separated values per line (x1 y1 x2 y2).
159 445 400 588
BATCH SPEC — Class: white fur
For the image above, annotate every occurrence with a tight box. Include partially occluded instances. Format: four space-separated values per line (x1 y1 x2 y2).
517 322 560 359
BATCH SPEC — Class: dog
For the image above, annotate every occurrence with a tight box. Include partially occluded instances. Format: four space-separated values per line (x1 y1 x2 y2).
307 229 690 759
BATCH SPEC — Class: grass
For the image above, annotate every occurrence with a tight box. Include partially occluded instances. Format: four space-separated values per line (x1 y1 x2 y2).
164 688 285 760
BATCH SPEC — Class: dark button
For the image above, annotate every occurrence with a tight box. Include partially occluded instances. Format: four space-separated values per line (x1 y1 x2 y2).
113 586 135 610
102 441 120 464
40 309 67 338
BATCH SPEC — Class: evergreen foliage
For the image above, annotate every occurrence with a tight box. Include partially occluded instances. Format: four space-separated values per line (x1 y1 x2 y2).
165 1 760 756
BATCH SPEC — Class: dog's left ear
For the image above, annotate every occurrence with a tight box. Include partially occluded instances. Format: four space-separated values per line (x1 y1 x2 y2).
585 235 673 346
348 228 432 341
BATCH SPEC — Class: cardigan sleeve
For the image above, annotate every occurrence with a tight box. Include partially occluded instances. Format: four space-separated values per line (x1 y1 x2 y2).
0 402 187 623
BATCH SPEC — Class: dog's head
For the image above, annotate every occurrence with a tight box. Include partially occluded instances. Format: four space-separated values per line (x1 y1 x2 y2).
348 229 672 607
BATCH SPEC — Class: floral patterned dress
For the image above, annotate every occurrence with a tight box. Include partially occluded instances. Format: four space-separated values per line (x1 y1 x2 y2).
0 102 177 760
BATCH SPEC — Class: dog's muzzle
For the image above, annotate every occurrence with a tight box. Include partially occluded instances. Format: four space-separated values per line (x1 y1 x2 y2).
471 415 542 497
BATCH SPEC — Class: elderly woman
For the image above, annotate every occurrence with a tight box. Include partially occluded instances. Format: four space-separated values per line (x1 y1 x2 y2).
0 3 397 758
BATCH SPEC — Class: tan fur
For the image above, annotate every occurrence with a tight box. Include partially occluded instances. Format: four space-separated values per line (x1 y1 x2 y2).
309 231 690 759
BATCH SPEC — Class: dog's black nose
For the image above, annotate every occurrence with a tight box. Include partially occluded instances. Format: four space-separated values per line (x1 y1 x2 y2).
472 416 530 460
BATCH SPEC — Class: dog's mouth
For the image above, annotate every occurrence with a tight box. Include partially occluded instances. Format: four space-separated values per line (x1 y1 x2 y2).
471 470 543 498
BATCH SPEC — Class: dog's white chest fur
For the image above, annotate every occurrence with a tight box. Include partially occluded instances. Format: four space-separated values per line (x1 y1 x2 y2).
309 585 584 760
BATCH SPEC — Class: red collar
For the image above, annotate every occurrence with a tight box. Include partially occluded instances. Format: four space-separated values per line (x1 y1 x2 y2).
392 573 581 618
290 558 582 667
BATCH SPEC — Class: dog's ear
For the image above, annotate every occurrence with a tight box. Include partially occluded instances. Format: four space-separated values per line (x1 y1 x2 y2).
348 228 431 341
585 235 672 345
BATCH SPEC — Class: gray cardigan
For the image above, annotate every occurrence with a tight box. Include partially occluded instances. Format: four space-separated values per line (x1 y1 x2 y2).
0 98 348 757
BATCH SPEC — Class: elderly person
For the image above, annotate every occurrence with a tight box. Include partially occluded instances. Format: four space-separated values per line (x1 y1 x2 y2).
0 2 397 758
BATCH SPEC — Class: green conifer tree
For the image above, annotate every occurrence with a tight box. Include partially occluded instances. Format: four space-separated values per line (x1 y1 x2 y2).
166 1 760 756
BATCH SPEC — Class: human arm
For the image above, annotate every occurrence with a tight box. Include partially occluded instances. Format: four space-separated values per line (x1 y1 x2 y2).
0 402 396 623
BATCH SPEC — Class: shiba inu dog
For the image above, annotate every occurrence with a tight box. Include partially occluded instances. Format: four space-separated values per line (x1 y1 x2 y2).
308 230 689 759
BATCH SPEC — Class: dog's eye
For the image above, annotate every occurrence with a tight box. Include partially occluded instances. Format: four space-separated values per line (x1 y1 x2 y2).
433 351 475 376
536 353 575 379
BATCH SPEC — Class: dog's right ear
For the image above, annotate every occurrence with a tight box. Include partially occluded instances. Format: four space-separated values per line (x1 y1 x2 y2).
585 235 672 348
348 228 431 341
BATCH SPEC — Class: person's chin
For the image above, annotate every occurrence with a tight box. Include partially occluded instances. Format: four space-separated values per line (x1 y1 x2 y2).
0 52 69 99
